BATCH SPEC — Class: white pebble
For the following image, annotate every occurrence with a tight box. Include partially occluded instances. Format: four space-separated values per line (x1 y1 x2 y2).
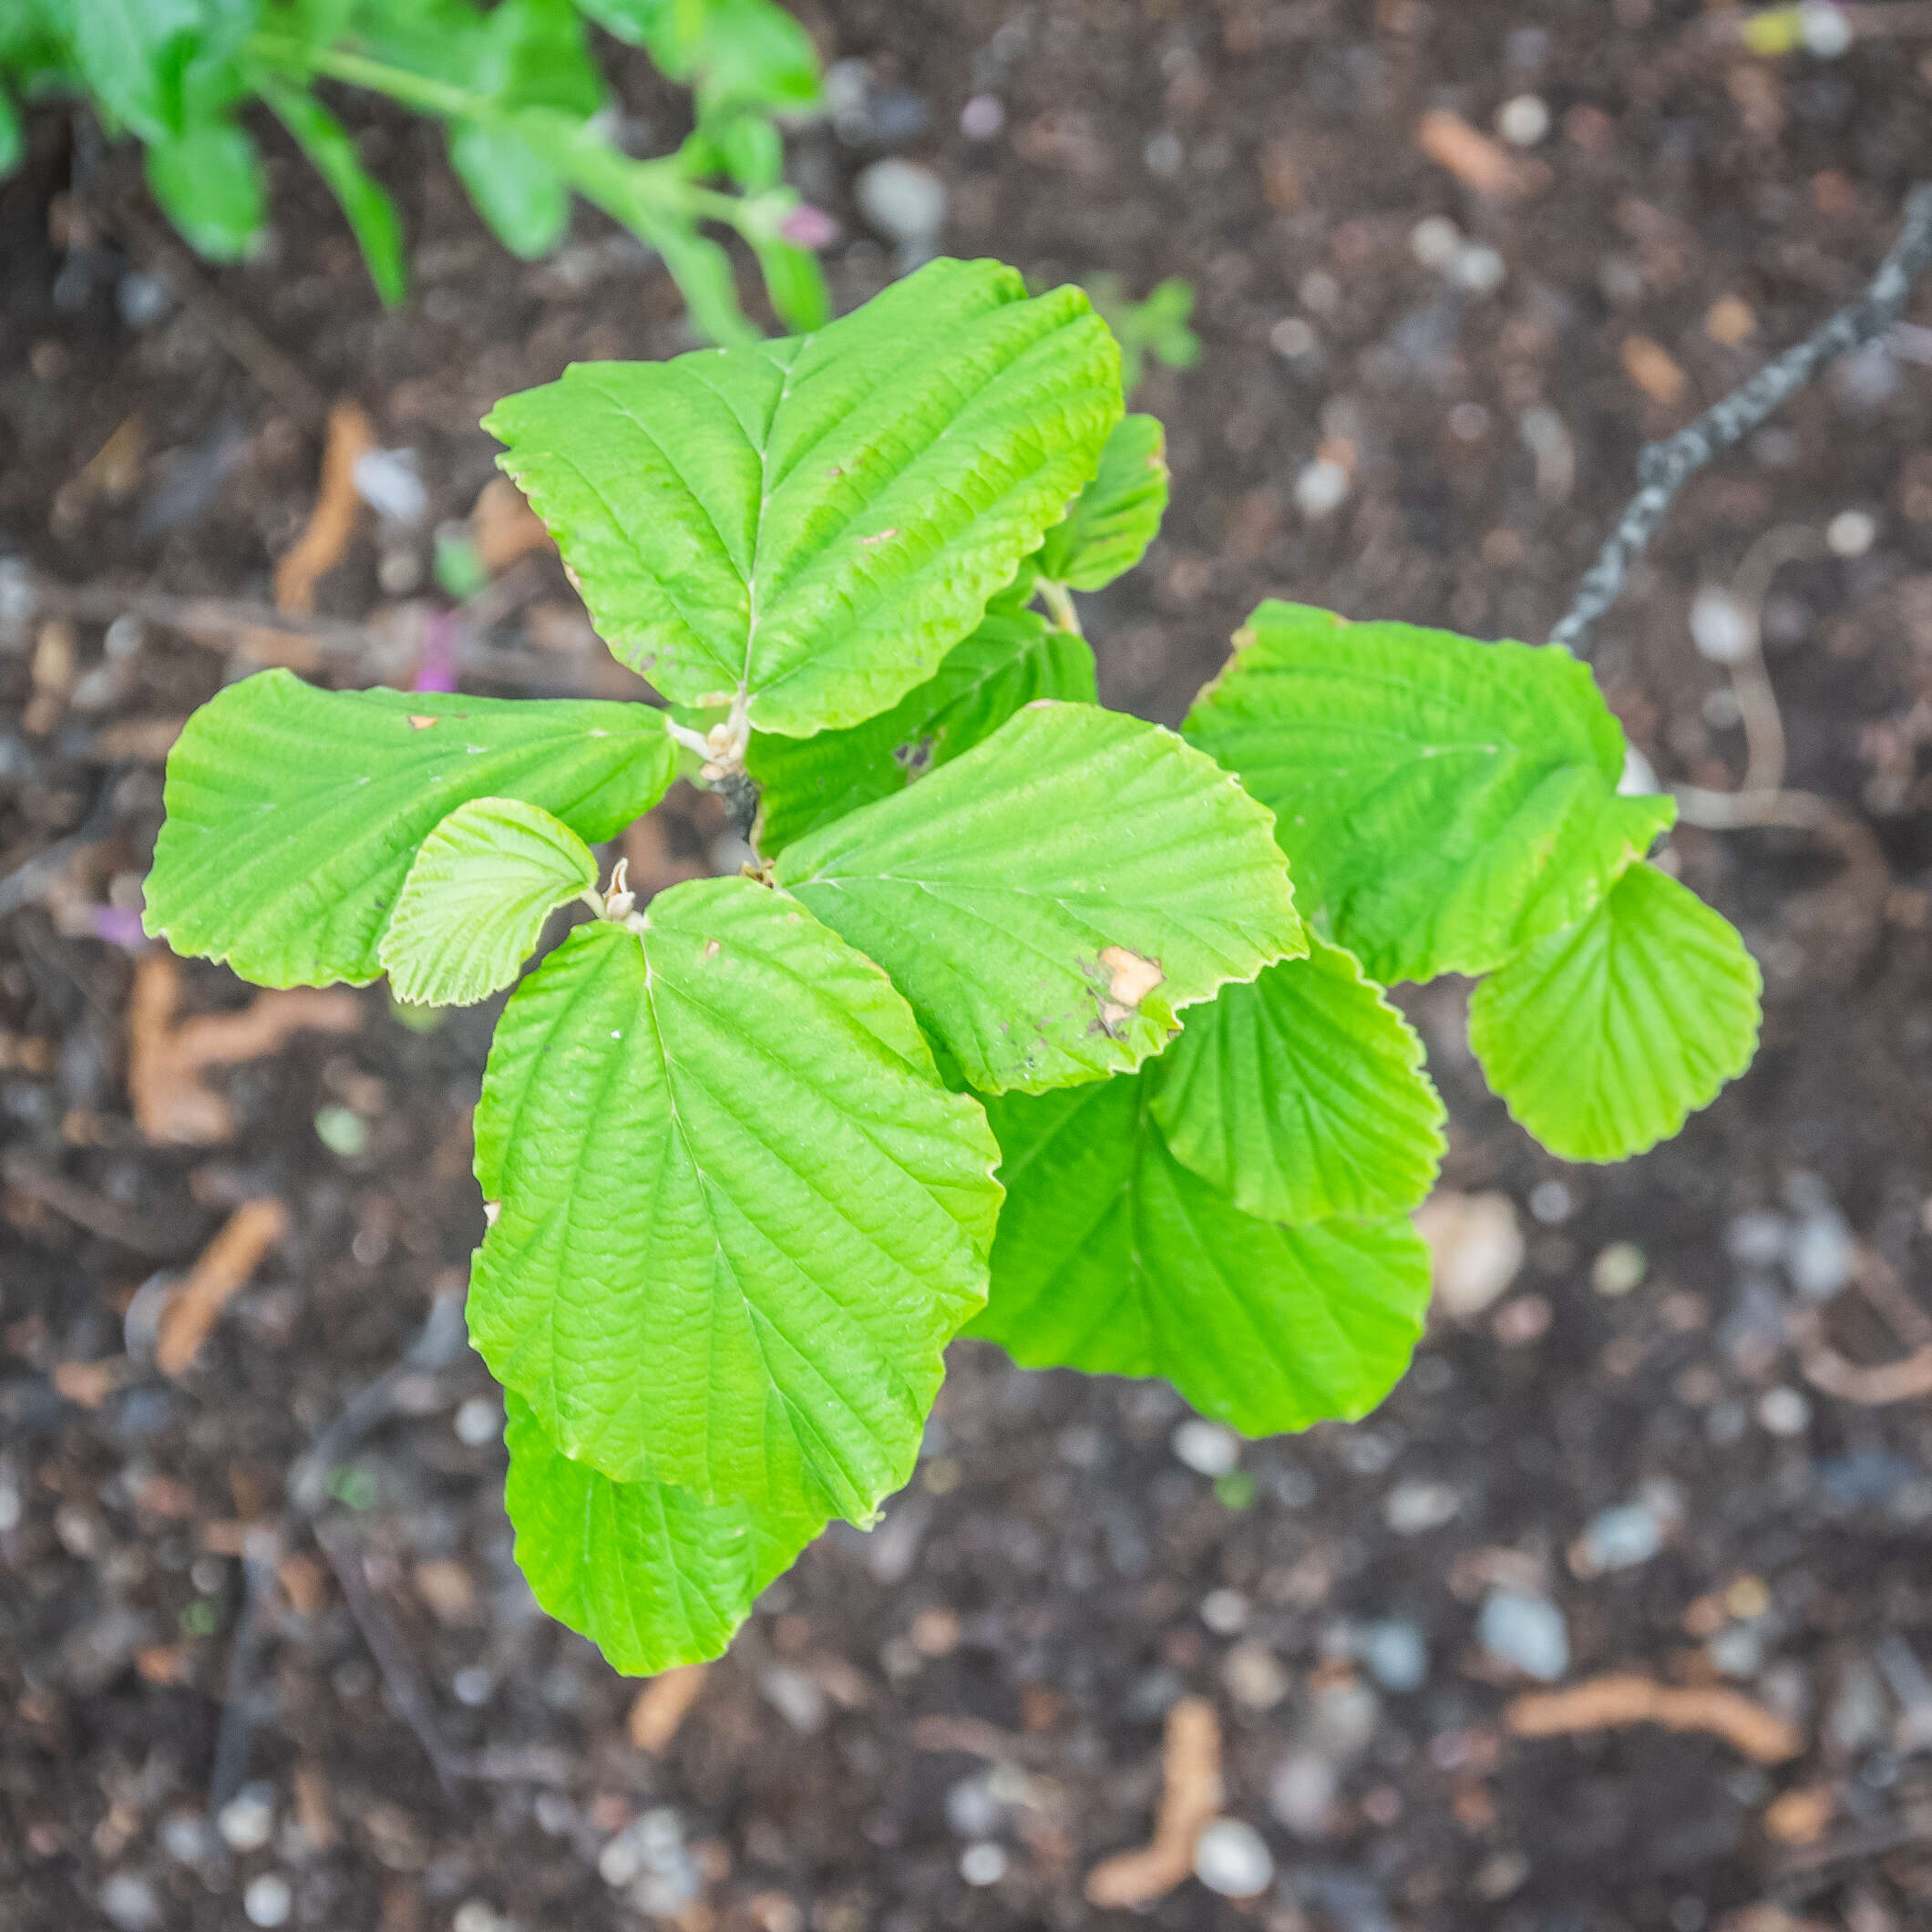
1171 1417 1239 1477
1826 509 1877 558
1409 215 1462 269
959 95 1003 140
946 1775 1002 1839
1591 1243 1647 1298
1269 316 1318 358
1529 1179 1574 1225
1690 584 1754 663
1199 1588 1249 1636
959 1841 1008 1886
1726 1209 1791 1269
1576 1500 1664 1574
1293 457 1351 520
100 1875 164 1932
1221 1639 1290 1710
758 1663 827 1734
1803 3 1853 57
454 1394 503 1447
1495 94 1550 147
1144 130 1184 178
218 1785 275 1852
1787 1212 1853 1300
854 159 947 247
243 1874 293 1928
1477 1591 1569 1681
1194 1817 1274 1898
1449 242 1507 293
1268 1752 1337 1837
1757 1385 1812 1437
1361 1619 1428 1693
1416 1190 1523 1321
352 448 428 527
1383 1478 1460 1536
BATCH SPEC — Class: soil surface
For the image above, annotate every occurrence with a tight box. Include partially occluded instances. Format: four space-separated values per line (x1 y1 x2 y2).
6 5 1932 1930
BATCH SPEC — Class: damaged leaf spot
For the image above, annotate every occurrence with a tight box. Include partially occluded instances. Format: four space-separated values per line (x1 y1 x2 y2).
484 1199 501 1227
406 714 440 730
1099 944 1164 1010
704 940 722 959
859 529 899 547
892 735 935 777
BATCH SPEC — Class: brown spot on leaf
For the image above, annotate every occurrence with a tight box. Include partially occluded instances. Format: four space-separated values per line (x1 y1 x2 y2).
406 714 438 730
1099 944 1164 1009
859 528 899 546
704 940 721 959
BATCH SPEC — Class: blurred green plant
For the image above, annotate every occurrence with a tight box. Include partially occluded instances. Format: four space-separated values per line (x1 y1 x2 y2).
0 0 830 342
1081 272 1202 394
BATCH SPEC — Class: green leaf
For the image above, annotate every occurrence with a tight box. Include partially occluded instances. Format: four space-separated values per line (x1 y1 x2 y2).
484 258 1122 735
1035 414 1167 591
504 1391 827 1675
449 119 570 257
144 118 265 262
378 796 596 1007
1467 861 1762 1163
72 0 200 141
585 0 820 110
971 1074 1431 1434
749 229 831 334
259 78 406 305
144 671 677 987
1150 935 1445 1224
0 89 21 178
748 592 1095 855
775 702 1303 1094
467 884 1002 1517
1184 601 1676 983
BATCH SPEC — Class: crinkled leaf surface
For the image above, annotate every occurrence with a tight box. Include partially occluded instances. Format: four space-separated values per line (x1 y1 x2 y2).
379 796 595 1007
1184 602 1676 983
969 1074 1431 1434
504 1391 828 1675
467 883 1002 1518
748 591 1095 855
484 258 1121 735
1468 861 1761 1162
145 672 676 987
775 702 1304 1094
1150 935 1445 1224
1034 413 1167 591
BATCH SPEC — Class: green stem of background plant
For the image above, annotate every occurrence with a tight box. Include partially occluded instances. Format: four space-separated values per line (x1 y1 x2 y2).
1038 579 1083 638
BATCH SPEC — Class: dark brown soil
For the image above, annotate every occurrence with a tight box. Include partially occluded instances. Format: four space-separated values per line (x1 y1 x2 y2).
7 5 1932 1930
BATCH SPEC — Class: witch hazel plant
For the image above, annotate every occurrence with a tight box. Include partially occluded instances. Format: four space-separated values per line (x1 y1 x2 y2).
142 258 1762 1674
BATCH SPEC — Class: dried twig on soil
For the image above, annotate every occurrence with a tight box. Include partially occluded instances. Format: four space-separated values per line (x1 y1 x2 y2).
1552 182 1932 653
154 1197 292 1376
274 401 375 615
1505 1672 1803 1763
1793 1244 1932 1405
628 1663 711 1752
1413 109 1545 200
1084 1696 1224 1908
128 955 362 1146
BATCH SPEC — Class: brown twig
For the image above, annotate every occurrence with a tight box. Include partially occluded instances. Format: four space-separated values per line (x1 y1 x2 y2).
1793 1244 1932 1405
1505 1673 1803 1763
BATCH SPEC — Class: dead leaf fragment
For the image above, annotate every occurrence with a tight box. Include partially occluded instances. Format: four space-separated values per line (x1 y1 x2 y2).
155 1197 291 1376
1084 1696 1223 1907
129 954 362 1146
469 476 553 573
1620 335 1690 408
274 399 375 614
1415 109 1545 198
1505 1673 1803 1764
629 1663 712 1752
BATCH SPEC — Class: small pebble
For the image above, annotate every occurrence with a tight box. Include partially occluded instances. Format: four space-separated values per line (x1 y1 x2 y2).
1383 1478 1460 1536
946 1775 1001 1838
1293 457 1351 519
1591 1242 1647 1298
1757 1385 1812 1437
1575 1500 1665 1574
1309 1676 1382 1759
1690 585 1753 663
101 1875 165 1932
1827 509 1877 558
1409 215 1461 269
1787 1212 1853 1300
1361 1619 1428 1693
1144 130 1184 178
1269 316 1318 358
1448 401 1491 443
1199 1588 1249 1636
1171 1417 1239 1477
243 1874 293 1928
1222 1639 1290 1710
1528 1179 1573 1224
758 1664 827 1735
218 1784 276 1853
854 159 947 249
1194 1817 1274 1898
314 1105 369 1158
1478 1591 1569 1682
1495 94 1550 147
1708 1624 1766 1680
352 448 428 527
455 1394 503 1447
959 1841 1008 1886
453 1906 513 1932
1299 270 1340 313
1268 1752 1337 1837
1727 1210 1790 1268
453 1665 494 1707
1449 242 1507 293
1803 3 1853 57
1416 1190 1524 1320
118 271 174 329
959 95 1003 139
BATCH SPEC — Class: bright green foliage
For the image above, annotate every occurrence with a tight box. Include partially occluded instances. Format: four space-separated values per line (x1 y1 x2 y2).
1 0 827 338
486 261 1121 735
1081 273 1202 396
971 1074 1432 1434
1036 414 1168 592
749 588 1096 855
1468 862 1762 1162
776 702 1303 1094
466 890 1002 1517
139 262 1762 1680
504 1391 827 1673
143 672 676 987
1185 602 1678 985
379 796 596 1008
1151 937 1444 1224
